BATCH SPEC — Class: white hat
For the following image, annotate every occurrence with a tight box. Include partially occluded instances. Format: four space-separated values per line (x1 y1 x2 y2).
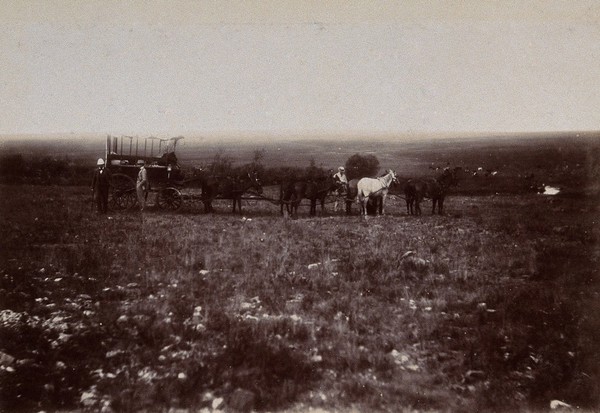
97 158 105 166
338 166 345 171
137 159 145 166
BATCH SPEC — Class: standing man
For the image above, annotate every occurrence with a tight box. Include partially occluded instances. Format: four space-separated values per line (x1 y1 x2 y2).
333 166 348 186
332 166 348 212
91 158 111 214
136 160 149 211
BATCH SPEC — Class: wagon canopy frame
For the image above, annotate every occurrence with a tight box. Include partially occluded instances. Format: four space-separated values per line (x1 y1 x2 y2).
105 135 185 210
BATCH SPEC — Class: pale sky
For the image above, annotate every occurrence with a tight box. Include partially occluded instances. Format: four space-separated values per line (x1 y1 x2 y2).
1 1 599 137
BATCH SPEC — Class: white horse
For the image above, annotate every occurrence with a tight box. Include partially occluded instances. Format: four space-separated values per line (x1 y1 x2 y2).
357 170 397 216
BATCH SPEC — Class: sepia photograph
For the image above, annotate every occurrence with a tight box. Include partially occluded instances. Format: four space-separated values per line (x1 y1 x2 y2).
1 1 599 412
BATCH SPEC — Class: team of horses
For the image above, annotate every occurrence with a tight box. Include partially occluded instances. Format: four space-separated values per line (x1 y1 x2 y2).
280 173 342 217
195 170 263 214
193 167 462 217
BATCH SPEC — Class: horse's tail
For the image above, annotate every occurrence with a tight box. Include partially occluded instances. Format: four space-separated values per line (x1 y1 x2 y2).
356 188 366 203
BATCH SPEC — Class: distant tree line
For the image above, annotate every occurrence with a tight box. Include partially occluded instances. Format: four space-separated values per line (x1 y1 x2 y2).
0 151 381 187
0 154 92 186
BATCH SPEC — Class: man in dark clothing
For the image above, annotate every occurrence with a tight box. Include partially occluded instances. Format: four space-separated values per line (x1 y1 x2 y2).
91 158 111 213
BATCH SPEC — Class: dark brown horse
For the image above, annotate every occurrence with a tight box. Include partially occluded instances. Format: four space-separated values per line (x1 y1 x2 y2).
305 174 341 216
345 178 359 215
202 171 262 214
281 174 341 217
284 180 308 217
405 167 461 215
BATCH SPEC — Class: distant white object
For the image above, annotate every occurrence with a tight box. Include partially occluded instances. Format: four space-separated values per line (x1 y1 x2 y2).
542 185 560 195
550 399 572 409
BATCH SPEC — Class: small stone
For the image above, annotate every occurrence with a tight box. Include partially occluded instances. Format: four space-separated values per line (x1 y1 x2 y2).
168 408 189 413
400 251 415 260
80 390 98 407
463 370 486 383
228 388 255 412
212 397 224 410
0 351 15 365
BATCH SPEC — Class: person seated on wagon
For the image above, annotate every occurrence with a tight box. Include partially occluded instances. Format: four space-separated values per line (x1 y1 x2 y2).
333 166 348 190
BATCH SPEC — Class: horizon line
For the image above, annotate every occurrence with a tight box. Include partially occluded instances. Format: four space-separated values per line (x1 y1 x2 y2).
1 130 598 142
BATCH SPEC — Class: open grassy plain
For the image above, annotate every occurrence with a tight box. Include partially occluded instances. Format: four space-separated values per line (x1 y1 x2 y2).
1 135 599 412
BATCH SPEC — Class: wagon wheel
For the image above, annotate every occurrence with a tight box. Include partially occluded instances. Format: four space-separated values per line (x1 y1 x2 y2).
110 173 136 191
157 187 183 210
110 189 137 210
109 173 137 210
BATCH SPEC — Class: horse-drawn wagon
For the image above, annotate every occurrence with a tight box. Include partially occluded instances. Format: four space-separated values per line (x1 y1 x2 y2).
104 135 266 213
105 135 187 211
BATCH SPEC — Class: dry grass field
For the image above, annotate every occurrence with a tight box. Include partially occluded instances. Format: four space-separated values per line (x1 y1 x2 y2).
1 176 599 412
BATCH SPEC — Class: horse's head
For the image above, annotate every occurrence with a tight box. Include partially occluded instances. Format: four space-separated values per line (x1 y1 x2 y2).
247 171 263 194
438 167 461 188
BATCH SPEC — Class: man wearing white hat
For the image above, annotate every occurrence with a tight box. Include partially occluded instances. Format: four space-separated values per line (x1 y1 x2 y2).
333 166 348 185
332 166 348 212
91 158 111 214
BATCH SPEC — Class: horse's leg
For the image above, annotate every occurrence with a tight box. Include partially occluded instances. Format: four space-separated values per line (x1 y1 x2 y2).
380 195 386 215
431 198 436 215
291 195 300 217
438 196 444 215
280 192 286 215
360 196 367 216
357 195 363 215
290 197 296 216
